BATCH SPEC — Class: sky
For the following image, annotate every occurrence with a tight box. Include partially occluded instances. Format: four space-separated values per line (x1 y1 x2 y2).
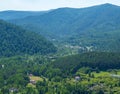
0 0 120 11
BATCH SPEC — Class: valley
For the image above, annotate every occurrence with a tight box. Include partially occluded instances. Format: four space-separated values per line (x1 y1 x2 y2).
0 3 120 94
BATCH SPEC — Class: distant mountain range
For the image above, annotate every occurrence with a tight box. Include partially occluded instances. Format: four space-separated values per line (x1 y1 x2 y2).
0 3 120 52
0 20 57 57
0 10 50 20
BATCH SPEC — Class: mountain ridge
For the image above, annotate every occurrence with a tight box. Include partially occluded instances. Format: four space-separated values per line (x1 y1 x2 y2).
1 3 120 52
0 10 51 20
9 3 120 36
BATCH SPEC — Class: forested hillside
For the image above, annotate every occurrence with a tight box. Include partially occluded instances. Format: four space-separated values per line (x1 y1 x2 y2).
9 3 120 38
7 3 120 52
53 52 120 75
0 52 120 93
0 3 120 94
0 20 57 57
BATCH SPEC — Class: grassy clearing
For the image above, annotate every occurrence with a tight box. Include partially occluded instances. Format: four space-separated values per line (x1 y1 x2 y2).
27 83 36 88
27 75 43 88
29 76 43 82
92 71 110 77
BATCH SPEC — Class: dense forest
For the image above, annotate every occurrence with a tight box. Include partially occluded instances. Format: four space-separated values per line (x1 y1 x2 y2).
0 3 120 94
0 52 120 93
8 4 120 53
53 52 120 75
0 20 57 57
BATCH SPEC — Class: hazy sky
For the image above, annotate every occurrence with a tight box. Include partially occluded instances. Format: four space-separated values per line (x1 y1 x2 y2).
0 0 120 11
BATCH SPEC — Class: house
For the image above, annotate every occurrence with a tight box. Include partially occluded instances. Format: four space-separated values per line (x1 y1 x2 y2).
75 76 80 81
9 88 18 93
110 74 120 78
29 74 33 77
30 80 36 85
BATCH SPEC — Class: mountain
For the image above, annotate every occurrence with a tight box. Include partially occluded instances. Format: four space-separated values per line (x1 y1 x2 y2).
0 10 50 20
0 20 57 57
8 3 120 37
3 3 120 52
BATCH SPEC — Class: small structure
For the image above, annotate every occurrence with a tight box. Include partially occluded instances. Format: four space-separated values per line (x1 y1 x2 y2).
29 74 36 85
75 76 80 81
30 80 36 85
2 64 4 68
110 74 120 78
9 88 18 93
29 74 33 77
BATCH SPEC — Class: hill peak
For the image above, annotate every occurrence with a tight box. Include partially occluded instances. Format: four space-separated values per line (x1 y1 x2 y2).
99 3 119 7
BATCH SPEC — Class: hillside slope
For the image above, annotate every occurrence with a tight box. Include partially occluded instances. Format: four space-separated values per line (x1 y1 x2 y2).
53 52 120 74
5 3 120 52
0 20 57 57
9 4 120 37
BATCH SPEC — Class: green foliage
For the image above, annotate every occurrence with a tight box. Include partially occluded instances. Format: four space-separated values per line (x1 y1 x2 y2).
0 3 120 94
0 53 120 93
8 4 120 52
53 52 120 75
0 20 57 57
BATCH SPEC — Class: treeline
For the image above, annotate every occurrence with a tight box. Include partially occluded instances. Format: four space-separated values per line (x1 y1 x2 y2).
0 20 57 57
53 52 120 74
0 55 67 93
1 53 120 93
0 55 92 94
0 55 48 92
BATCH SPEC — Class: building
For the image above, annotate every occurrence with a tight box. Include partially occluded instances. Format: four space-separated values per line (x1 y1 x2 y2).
75 76 80 81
